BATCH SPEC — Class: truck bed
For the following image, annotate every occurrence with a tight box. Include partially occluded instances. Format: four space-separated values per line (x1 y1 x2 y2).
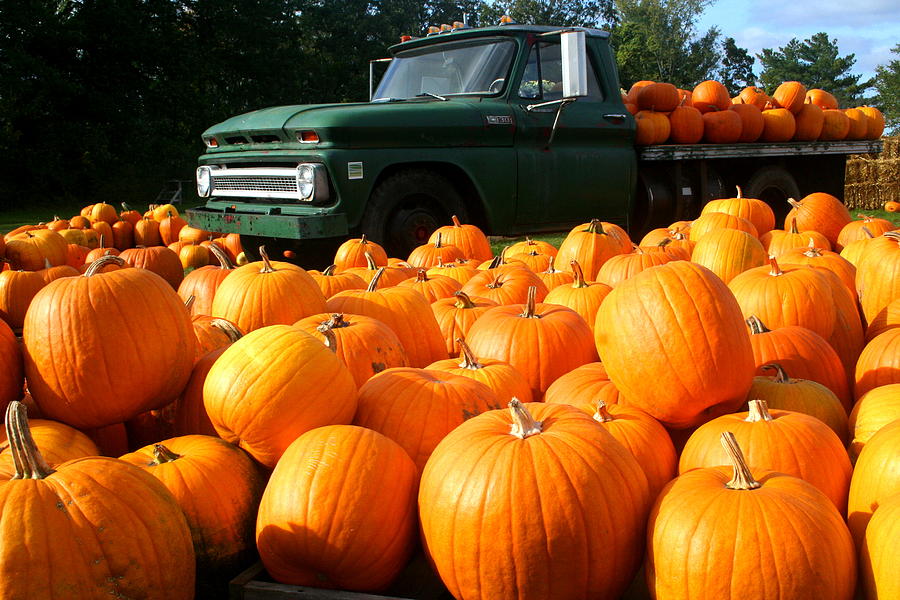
639 139 882 161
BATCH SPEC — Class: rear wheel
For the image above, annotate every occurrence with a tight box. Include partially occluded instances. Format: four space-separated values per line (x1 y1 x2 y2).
361 169 469 258
744 165 801 225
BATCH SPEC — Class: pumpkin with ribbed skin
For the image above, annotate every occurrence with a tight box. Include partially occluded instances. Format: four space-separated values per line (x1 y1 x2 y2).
294 312 409 388
857 232 900 324
309 264 366 298
820 108 851 140
596 261 755 428
854 328 900 399
211 247 326 333
691 228 767 285
507 249 552 273
866 296 900 340
0 415 99 480
428 215 493 262
849 383 900 462
178 225 214 245
667 102 704 143
730 102 764 142
407 233 464 269
860 493 900 599
637 82 680 111
746 315 851 407
773 81 808 113
0 269 45 330
431 291 498 356
0 401 196 600
158 211 187 246
793 100 825 141
844 108 868 140
648 431 856 600
170 346 226 437
858 105 885 139
467 287 597 400
806 88 838 110
426 337 533 404
178 243 210 270
748 364 848 442
459 263 548 306
177 244 235 317
701 186 775 235
680 399 852 511
536 255 575 290
397 269 461 303
203 324 357 468
847 419 900 548
556 219 627 280
596 245 673 287
785 192 852 247
760 107 797 141
24 256 195 429
327 268 448 367
353 367 500 472
420 400 652 600
545 260 612 333
119 245 184 289
5 229 67 271
134 217 162 246
689 211 758 241
120 435 265 578
701 108 742 143
333 234 388 271
0 319 22 408
257 425 417 590
344 252 410 287
691 80 731 113
779 240 856 297
739 86 770 108
543 361 621 406
427 258 479 286
190 316 243 361
634 110 671 144
837 214 894 251
761 217 832 257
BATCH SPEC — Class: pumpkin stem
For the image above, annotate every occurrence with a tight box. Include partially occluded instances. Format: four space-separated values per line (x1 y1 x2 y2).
210 318 243 342
761 363 790 384
152 444 182 465
746 315 771 335
456 338 482 370
316 322 338 353
367 267 386 292
508 398 542 439
98 234 106 249
519 286 540 319
454 291 477 309
586 219 606 235
208 243 235 269
451 215 462 227
543 255 558 274
592 400 614 423
5 401 55 480
323 264 338 276
788 218 800 234
735 185 743 199
803 239 822 257
415 269 428 283
359 234 368 245
768 256 783 276
488 254 503 269
184 295 196 311
434 232 443 249
364 251 377 271
745 399 774 422
259 246 276 273
325 313 349 329
721 431 761 490
83 254 125 276
570 260 589 288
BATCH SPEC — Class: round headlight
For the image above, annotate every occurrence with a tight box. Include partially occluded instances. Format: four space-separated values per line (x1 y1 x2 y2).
296 164 315 200
196 166 211 197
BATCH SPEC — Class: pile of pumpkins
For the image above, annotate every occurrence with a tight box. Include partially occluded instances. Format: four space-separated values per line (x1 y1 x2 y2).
625 79 885 145
2 193 900 599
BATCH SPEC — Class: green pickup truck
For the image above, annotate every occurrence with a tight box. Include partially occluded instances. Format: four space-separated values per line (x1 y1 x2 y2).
186 21 882 260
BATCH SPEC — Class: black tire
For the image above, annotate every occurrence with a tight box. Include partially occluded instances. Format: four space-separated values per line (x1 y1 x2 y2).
744 166 801 224
360 169 469 257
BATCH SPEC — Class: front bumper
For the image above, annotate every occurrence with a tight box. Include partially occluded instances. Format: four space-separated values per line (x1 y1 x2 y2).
185 204 348 240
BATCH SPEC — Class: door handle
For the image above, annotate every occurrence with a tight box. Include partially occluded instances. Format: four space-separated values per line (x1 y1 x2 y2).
603 113 628 120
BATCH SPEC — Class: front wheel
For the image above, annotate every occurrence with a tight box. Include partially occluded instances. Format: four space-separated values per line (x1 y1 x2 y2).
360 169 469 258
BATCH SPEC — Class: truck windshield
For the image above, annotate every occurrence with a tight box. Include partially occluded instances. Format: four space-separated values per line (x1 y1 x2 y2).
374 38 516 101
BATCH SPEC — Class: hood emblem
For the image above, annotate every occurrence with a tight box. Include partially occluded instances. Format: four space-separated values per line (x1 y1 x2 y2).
486 115 514 125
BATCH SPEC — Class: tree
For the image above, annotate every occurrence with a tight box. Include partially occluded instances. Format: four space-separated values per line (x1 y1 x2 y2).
610 0 721 89
757 32 874 106
718 37 756 95
487 0 617 27
873 44 900 134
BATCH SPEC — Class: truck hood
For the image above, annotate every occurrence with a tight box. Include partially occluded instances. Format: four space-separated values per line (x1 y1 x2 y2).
203 99 514 149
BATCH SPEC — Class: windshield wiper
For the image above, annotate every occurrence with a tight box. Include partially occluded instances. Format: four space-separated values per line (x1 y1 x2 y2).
416 92 449 101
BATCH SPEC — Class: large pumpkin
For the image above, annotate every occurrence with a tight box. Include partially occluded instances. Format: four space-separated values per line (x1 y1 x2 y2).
545 260 612 332
119 245 184 289
772 81 808 113
333 234 388 271
430 291 498 356
211 246 327 332
647 432 856 600
308 264 366 299
543 361 621 406
701 186 775 236
849 383 900 462
691 80 731 113
860 493 900 599
467 286 598 400
203 324 357 468
847 419 900 548
24 256 195 429
177 244 236 317
556 219 627 280
419 400 652 600
428 215 493 262
0 414 99 480
256 425 418 590
784 192 852 247
0 401 195 599
426 337 534 404
0 269 46 330
0 319 23 408
596 261 755 428
4 229 67 271
353 367 500 472
856 231 900 325
460 263 549 305
690 227 767 285
120 435 265 577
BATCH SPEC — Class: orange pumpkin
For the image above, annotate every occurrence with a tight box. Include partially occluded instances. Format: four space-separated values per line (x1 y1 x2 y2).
634 110 671 144
257 425 418 590
119 245 184 289
858 105 885 139
134 217 162 246
0 319 22 407
772 81 808 113
426 337 534 404
543 361 621 406
760 107 796 142
701 108 742 143
667 102 704 144
849 383 900 462
847 419 900 548
806 88 838 110
855 232 900 324
690 228 767 284
820 108 851 140
177 244 236 317
844 107 868 140
545 260 612 333
691 80 731 113
4 229 67 271
397 269 461 303
333 234 388 271
637 82 680 112
407 232 465 268
730 102 764 142
792 100 825 141
0 269 45 330
860 493 900 599
428 215 493 262
0 414 99 480
556 219 628 280
430 291 498 356
689 211 758 241
702 186 776 235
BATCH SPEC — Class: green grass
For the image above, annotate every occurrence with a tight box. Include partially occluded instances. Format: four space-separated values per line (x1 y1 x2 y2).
488 232 568 257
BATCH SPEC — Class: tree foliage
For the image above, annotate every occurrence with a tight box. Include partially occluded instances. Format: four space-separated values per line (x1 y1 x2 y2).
718 37 756 96
757 32 874 106
873 44 900 134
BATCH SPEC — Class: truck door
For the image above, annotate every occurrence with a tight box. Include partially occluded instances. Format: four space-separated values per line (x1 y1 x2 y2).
514 40 635 230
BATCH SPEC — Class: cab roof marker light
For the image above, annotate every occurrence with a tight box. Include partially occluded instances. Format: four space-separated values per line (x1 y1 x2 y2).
400 35 413 42
452 22 468 30
499 15 515 25
440 24 452 33
426 26 440 36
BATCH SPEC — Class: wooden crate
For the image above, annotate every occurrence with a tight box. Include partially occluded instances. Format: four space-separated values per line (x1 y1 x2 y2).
229 555 454 600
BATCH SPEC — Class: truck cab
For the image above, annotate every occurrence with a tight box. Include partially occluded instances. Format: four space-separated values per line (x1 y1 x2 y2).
187 22 636 258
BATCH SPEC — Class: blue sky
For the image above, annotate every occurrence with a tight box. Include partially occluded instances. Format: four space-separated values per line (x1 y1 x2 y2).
695 0 900 90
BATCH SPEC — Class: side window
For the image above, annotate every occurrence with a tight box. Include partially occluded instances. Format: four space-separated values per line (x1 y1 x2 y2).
518 42 604 101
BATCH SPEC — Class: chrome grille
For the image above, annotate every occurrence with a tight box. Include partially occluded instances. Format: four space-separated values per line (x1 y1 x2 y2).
209 167 305 200
213 175 297 193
